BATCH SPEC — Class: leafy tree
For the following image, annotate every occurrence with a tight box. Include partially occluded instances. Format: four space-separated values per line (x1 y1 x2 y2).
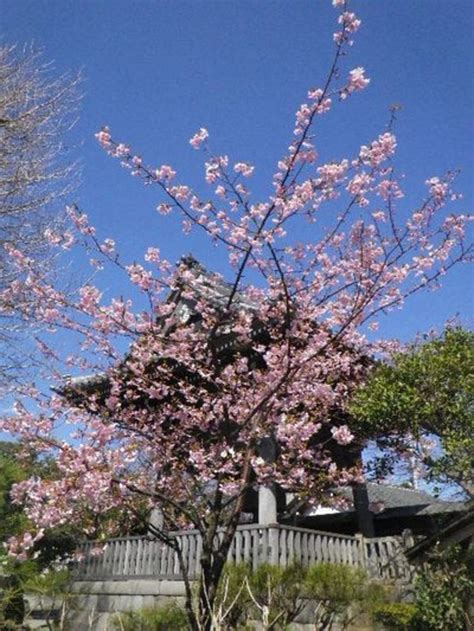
0 2 471 630
0 441 39 543
351 327 474 496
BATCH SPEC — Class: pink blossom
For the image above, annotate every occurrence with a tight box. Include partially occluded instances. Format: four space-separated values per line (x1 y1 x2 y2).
331 425 354 445
189 127 209 149
100 238 116 255
359 133 397 167
345 67 370 96
156 203 172 215
426 176 448 202
95 127 111 146
126 263 154 291
234 162 255 177
155 165 176 181
338 12 361 34
145 247 161 263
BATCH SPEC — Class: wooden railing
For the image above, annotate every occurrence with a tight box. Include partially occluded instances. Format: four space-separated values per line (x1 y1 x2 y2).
74 524 413 583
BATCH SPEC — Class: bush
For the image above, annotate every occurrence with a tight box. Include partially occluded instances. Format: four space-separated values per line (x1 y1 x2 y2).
214 562 306 629
372 602 418 630
215 563 252 629
248 562 307 629
304 563 386 629
214 561 388 630
0 573 25 627
412 546 473 631
112 603 188 631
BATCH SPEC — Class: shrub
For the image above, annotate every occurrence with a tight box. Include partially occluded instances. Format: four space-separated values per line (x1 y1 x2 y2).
304 563 386 629
214 561 388 630
412 546 473 631
0 573 25 627
247 562 307 629
112 603 188 631
372 602 418 630
213 562 307 629
215 562 252 629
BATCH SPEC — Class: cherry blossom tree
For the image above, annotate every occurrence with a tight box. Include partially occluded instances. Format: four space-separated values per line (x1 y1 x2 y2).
0 1 471 628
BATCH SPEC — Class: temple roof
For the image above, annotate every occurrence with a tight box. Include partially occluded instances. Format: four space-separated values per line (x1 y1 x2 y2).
56 255 260 395
338 483 467 518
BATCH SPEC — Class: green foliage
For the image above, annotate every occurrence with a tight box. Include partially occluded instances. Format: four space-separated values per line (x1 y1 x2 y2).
214 562 306 629
372 602 417 630
0 442 31 543
412 546 473 631
215 562 252 628
248 562 307 628
214 562 387 630
24 567 71 596
112 603 188 631
1 544 75 629
305 563 386 628
0 572 25 627
350 327 474 494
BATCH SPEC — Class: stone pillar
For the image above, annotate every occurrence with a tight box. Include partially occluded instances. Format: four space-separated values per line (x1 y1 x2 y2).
149 506 165 533
352 483 375 537
258 485 277 524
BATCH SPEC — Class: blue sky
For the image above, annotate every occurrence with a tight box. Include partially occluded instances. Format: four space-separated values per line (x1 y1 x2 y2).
2 0 473 341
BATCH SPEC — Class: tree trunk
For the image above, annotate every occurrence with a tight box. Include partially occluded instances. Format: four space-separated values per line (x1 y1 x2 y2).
197 543 230 630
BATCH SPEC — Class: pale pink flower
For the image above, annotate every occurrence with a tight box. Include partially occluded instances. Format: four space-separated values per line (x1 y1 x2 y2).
156 203 172 215
338 12 361 34
189 127 209 150
347 67 370 94
155 165 176 181
145 247 161 263
234 162 255 177
100 239 116 255
331 425 354 445
95 127 111 146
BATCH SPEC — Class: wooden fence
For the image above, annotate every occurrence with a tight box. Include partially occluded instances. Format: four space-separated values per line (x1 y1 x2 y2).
74 524 414 583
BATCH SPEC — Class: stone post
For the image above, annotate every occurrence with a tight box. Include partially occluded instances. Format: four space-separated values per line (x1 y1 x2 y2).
352 483 375 537
149 506 165 533
258 485 278 524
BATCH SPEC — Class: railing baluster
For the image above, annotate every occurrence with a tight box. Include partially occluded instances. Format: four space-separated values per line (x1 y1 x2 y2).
72 526 415 584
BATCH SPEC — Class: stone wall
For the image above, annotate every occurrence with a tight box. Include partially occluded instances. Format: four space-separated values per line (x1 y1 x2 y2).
70 578 378 630
71 579 187 630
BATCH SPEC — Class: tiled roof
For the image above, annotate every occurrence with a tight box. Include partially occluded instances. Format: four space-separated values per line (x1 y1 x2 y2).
177 255 260 313
56 256 256 393
339 483 466 516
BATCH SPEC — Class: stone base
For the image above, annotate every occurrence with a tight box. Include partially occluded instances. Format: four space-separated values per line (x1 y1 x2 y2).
69 579 383 630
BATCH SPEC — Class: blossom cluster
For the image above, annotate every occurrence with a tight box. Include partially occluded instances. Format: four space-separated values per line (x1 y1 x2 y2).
0 0 471 564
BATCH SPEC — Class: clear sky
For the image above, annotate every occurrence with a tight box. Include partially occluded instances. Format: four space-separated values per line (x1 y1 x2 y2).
2 0 473 341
